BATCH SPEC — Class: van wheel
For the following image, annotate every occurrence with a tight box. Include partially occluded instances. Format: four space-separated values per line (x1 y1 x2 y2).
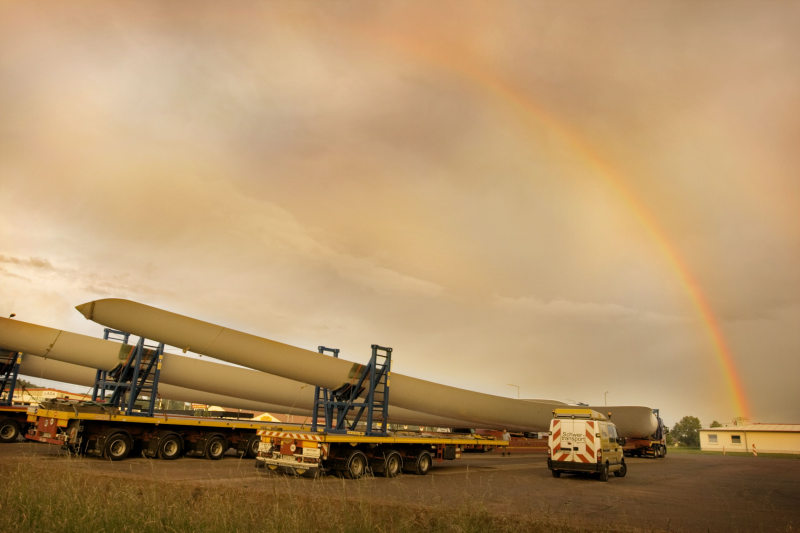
614 462 627 478
551 470 561 478
599 463 609 482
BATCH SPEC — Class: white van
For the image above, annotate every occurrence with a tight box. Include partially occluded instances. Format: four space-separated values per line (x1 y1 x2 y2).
547 408 626 482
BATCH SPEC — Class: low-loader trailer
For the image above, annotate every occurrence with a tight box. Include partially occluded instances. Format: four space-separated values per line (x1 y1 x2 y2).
254 428 503 478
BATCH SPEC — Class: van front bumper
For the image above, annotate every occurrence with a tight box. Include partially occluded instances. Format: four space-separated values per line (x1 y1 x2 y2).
547 459 603 473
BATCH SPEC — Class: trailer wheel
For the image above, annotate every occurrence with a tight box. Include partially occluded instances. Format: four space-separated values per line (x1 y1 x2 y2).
103 433 132 461
245 434 261 459
659 445 667 458
378 451 403 478
343 450 368 479
205 435 228 460
614 461 627 478
414 451 432 476
551 470 561 478
157 434 183 460
0 419 21 443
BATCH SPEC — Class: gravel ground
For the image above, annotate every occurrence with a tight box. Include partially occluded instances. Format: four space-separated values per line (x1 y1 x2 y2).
2 441 798 532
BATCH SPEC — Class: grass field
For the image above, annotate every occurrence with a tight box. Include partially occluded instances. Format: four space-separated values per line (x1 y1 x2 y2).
0 461 661 533
667 447 800 459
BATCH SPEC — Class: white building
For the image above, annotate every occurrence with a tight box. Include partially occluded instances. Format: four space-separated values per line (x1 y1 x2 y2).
700 424 800 454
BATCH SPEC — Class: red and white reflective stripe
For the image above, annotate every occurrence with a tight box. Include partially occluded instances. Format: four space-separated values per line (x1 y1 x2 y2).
256 431 323 441
584 425 596 460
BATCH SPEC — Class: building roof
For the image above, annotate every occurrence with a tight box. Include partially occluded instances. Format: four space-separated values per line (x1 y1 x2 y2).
701 424 800 433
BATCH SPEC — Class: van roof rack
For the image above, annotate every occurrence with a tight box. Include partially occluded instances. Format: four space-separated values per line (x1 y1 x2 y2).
553 408 607 420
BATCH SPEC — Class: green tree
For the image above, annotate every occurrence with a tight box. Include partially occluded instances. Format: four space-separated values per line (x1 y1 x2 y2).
710 420 722 428
15 379 39 389
671 416 702 447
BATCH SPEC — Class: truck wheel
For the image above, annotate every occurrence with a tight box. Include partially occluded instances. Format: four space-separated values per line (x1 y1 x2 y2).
245 435 261 459
0 419 21 443
599 463 609 482
660 445 667 458
103 433 132 461
614 462 627 478
157 434 183 460
343 450 368 479
378 451 403 478
552 470 561 478
205 435 228 460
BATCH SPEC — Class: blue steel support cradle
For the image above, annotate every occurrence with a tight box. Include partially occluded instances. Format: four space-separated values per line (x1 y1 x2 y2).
310 344 392 437
311 346 339 433
0 350 22 406
91 328 164 417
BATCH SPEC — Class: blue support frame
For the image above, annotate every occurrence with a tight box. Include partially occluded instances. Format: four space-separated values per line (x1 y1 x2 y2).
91 328 164 417
310 344 392 437
0 350 22 406
311 346 339 433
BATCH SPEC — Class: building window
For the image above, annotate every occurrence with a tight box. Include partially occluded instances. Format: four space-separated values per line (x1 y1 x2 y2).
731 435 741 444
708 435 718 444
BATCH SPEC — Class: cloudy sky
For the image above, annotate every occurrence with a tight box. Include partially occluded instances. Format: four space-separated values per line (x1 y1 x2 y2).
1 1 798 426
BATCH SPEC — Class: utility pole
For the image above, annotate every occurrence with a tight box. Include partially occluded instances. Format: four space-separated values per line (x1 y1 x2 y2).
605 391 610 406
508 384 520 399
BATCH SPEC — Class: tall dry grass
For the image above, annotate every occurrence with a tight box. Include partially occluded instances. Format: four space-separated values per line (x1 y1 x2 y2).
0 461 652 533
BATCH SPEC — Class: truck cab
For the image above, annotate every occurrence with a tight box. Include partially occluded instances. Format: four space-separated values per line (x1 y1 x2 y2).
547 408 626 482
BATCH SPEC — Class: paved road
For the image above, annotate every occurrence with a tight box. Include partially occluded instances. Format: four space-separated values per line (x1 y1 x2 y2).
2 442 798 532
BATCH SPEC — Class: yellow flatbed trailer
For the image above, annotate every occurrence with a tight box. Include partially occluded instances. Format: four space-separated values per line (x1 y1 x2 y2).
26 406 306 460
255 428 507 478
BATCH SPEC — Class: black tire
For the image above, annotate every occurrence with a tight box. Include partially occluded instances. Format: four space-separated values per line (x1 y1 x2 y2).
415 451 432 476
599 463 609 482
245 435 261 459
551 469 561 478
660 445 667 458
614 462 627 478
378 451 403 478
343 450 368 479
0 419 21 443
157 434 183 460
103 433 132 461
205 435 228 460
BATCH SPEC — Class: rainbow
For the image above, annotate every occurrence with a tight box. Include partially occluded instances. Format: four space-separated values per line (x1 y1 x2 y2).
360 29 750 417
